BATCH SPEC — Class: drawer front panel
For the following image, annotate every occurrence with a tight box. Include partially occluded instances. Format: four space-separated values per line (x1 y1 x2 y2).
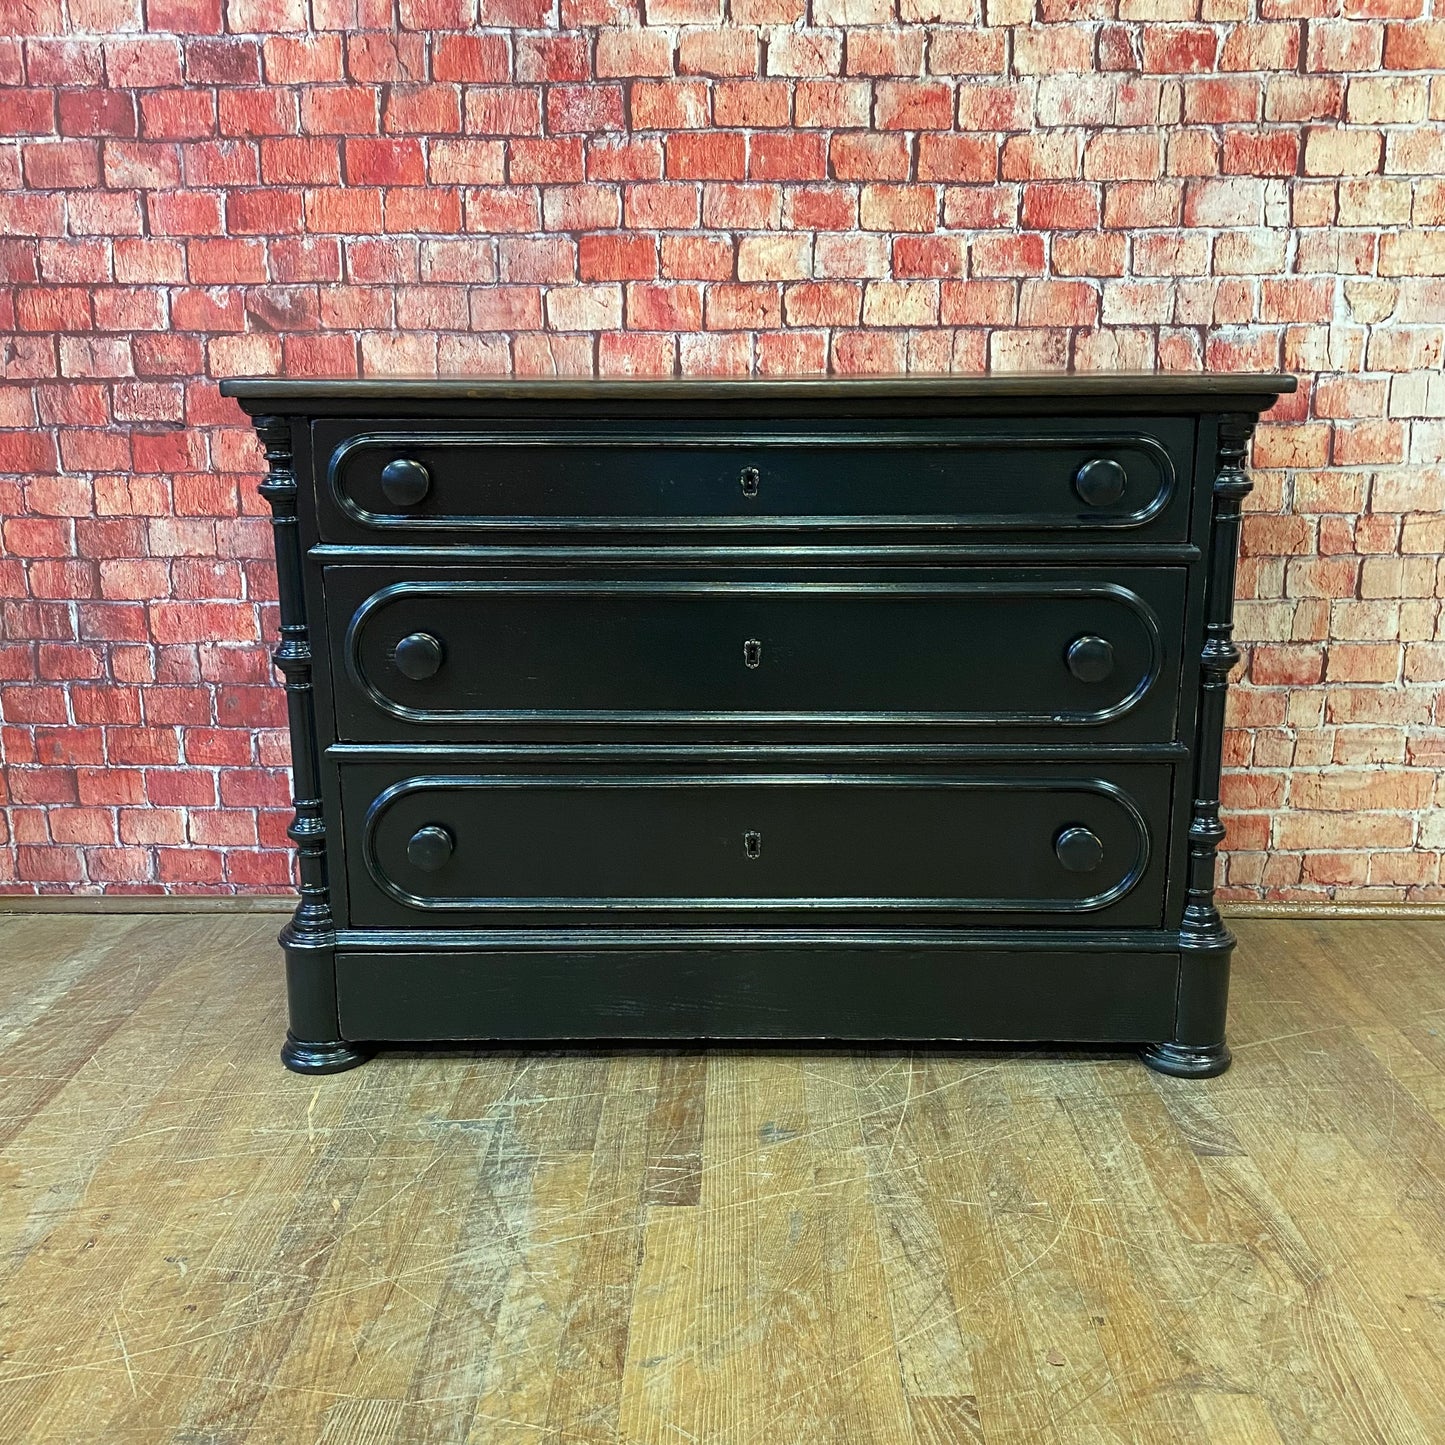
315 420 1193 539
340 763 1172 928
333 569 1184 740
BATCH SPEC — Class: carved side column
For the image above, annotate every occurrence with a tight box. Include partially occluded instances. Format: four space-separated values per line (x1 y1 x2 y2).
255 415 368 1074
1143 412 1254 1079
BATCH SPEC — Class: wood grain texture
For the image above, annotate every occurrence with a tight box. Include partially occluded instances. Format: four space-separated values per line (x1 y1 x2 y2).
1 913 1442 1443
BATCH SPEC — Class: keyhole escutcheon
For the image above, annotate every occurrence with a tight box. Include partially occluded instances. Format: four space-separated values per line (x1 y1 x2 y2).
740 467 760 498
743 831 762 859
743 638 762 669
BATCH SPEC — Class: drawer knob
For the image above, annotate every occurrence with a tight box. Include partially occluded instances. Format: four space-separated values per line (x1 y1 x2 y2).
394 631 444 681
1055 826 1104 873
1065 635 1115 683
380 457 431 508
406 825 454 871
1073 457 1127 507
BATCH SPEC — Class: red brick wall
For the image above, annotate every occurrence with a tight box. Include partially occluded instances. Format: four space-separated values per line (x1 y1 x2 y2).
1 2 1443 899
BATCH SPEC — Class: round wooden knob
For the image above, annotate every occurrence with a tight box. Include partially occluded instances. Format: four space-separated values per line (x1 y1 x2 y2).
1065 635 1115 683
406 825 453 871
1055 826 1104 873
380 457 431 507
1073 457 1127 507
394 632 444 680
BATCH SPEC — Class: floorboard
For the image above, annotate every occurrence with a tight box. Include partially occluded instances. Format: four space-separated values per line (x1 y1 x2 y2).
0 915 1442 1443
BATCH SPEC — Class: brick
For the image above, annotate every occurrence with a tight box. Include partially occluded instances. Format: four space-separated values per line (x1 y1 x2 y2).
1223 131 1300 177
1220 23 1301 69
666 133 747 180
1275 811 1415 851
1013 26 1093 74
1291 768 1432 811
345 137 424 186
1350 76 1428 127
875 81 954 131
784 281 861 327
833 329 909 372
1019 279 1098 327
1303 128 1383 177
678 331 752 374
584 32 662 81
433 33 510 82
719 81 797 129
918 135 997 183
1326 643 1402 683
544 284 623 330
578 233 657 281
765 30 841 78
546 85 626 134
793 80 871 128
661 234 733 279
859 184 937 232
692 179 770 228
737 233 811 281
1021 182 1101 230
970 233 1046 276
463 87 541 137
749 134 826 181
894 236 967 278
1141 26 1219 72
679 28 756 76
705 282 781 329
626 282 703 330
625 182 699 229
940 280 1017 325
1003 133 1081 181
1264 77 1342 125
1384 21 1445 67
629 81 706 130
861 281 938 326
421 138 502 186
385 85 462 136
1183 79 1259 125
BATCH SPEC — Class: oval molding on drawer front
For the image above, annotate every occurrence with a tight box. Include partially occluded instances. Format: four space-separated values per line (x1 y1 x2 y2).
359 773 1154 916
341 579 1168 731
326 428 1180 533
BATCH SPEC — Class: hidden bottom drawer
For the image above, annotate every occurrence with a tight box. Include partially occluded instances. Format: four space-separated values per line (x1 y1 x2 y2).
337 761 1175 930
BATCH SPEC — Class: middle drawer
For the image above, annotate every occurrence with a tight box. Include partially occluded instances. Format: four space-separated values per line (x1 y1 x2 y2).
327 566 1186 743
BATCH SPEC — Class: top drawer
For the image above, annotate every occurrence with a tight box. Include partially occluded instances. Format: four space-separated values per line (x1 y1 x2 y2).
312 418 1196 543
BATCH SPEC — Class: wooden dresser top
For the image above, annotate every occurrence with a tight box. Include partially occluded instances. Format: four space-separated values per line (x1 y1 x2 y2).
221 372 1297 419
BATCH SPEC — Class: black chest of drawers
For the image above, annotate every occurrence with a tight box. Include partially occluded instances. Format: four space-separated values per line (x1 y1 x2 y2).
223 373 1294 1077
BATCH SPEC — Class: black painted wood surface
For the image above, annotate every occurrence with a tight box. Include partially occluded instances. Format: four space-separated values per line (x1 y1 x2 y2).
343 759 1172 929
331 566 1185 742
315 416 1194 540
222 373 1296 1076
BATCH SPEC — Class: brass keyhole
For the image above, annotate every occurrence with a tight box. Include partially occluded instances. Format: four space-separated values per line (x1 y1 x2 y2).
743 831 762 859
743 638 762 669
740 467 760 498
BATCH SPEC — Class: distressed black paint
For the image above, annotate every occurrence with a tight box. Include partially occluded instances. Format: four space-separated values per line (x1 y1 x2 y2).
225 374 1296 1077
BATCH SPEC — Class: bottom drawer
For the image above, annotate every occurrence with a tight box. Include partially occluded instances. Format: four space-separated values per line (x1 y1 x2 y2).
339 761 1173 928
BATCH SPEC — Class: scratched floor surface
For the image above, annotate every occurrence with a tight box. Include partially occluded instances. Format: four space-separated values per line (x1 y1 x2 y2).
0 913 1443 1443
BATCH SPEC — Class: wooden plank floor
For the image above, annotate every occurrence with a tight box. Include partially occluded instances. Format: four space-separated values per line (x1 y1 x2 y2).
1 914 1443 1443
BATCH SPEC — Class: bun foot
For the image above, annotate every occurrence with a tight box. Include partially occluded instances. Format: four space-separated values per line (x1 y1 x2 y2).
281 1033 371 1075
1140 1040 1231 1078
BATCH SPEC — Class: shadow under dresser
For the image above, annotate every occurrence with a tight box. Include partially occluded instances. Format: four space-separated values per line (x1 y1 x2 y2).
221 373 1296 1077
